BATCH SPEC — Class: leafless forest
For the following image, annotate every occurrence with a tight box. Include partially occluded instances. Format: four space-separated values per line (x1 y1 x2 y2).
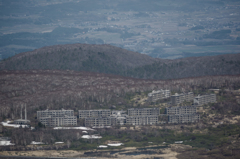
0 70 239 122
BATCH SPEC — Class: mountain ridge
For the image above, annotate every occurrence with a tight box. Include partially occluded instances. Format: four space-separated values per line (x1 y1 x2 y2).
0 43 240 79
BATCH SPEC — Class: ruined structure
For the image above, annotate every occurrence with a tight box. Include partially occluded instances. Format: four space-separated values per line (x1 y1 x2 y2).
194 94 216 106
128 108 159 116
126 116 158 125
78 109 111 119
165 106 200 123
14 105 30 125
148 89 170 102
85 117 117 127
166 106 197 115
168 114 200 123
37 109 77 127
82 108 160 127
171 92 194 105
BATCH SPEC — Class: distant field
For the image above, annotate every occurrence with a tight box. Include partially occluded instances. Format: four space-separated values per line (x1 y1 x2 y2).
79 32 122 44
177 45 240 53
163 45 240 59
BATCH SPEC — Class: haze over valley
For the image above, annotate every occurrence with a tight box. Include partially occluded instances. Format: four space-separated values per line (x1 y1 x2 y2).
0 0 240 60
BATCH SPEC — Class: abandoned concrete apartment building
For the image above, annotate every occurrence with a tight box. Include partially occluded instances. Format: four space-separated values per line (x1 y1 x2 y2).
80 108 159 127
37 109 77 127
37 91 216 127
166 106 200 123
171 92 194 105
194 94 216 106
165 94 216 123
148 89 170 102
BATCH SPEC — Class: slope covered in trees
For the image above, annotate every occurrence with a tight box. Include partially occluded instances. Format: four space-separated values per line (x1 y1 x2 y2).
0 44 158 75
126 53 240 79
1 70 240 123
0 43 240 79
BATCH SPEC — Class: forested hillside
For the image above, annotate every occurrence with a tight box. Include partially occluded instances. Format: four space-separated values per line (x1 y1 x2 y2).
1 70 240 123
126 53 240 79
0 44 239 79
0 43 158 75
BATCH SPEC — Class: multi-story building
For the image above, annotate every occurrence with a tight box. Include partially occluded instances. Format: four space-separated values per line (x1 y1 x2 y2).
111 110 128 125
168 114 200 123
126 108 159 125
148 89 170 102
37 109 77 127
194 94 216 106
166 106 197 115
171 92 194 105
126 116 158 125
128 108 159 116
79 109 111 119
37 109 74 119
39 116 77 127
85 117 117 127
165 106 200 123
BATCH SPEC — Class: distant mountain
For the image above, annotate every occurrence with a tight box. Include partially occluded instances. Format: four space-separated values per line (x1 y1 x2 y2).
0 43 158 75
0 43 240 79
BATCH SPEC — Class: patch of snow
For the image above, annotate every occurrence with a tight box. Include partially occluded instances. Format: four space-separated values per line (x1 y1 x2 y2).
30 141 44 145
81 135 102 139
98 145 108 148
0 141 15 146
1 121 29 128
107 143 123 146
82 131 88 133
92 126 111 128
175 141 183 144
53 127 94 131
55 142 64 144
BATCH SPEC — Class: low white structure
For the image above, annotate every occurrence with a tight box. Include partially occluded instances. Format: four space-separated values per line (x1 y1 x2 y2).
30 141 44 145
175 141 183 144
0 141 14 146
98 145 108 148
53 126 94 131
81 135 102 139
1 121 29 128
107 143 123 146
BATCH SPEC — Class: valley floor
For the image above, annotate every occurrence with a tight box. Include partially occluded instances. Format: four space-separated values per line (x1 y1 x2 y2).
0 146 178 159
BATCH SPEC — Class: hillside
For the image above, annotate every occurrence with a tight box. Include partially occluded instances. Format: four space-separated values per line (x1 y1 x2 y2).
127 53 240 79
1 69 240 122
0 43 158 75
1 70 240 157
0 44 240 79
